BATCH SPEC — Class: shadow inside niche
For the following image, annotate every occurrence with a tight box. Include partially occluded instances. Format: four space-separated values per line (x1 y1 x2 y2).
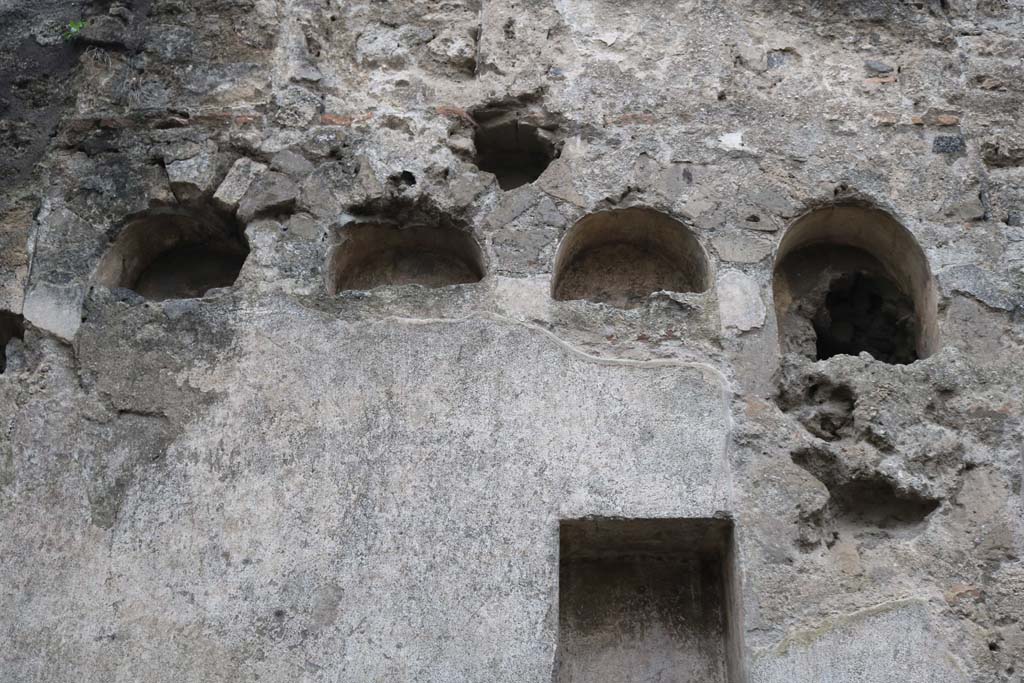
134 244 247 301
327 203 485 294
0 311 25 374
95 207 249 301
813 271 918 365
551 208 711 308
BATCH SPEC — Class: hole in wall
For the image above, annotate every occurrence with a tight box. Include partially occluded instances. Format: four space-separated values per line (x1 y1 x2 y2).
791 446 940 538
388 170 417 190
551 207 711 308
831 479 940 528
788 379 857 442
0 312 25 374
472 108 559 190
556 518 743 683
95 207 249 301
772 204 938 364
813 271 917 364
327 205 484 293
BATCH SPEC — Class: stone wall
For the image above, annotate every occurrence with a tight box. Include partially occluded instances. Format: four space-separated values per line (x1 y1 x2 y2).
1 0 1022 681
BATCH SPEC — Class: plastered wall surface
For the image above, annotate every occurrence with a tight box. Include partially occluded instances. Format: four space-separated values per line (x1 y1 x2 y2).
1 0 1022 681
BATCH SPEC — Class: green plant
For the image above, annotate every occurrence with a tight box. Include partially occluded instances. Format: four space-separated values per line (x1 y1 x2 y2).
62 20 87 42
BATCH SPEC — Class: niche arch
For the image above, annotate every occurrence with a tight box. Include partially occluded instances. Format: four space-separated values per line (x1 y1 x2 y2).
95 207 249 301
327 218 485 294
772 203 938 364
551 207 711 308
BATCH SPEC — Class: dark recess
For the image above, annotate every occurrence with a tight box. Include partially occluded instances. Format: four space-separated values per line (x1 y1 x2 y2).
813 272 918 364
556 518 742 683
95 206 249 301
328 202 484 293
472 110 558 190
0 311 25 373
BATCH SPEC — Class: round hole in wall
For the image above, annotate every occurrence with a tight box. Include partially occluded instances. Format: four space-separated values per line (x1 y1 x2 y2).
472 110 559 191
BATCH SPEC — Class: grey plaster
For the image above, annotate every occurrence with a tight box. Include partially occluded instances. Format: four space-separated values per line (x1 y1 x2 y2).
1 0 1023 680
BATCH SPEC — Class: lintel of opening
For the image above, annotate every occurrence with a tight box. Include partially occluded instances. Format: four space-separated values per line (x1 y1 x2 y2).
551 207 712 308
327 220 484 294
772 204 938 364
95 207 249 301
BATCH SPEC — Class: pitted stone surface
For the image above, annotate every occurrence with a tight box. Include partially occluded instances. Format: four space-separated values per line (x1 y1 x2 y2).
3 313 730 681
1 0 1023 680
750 600 968 683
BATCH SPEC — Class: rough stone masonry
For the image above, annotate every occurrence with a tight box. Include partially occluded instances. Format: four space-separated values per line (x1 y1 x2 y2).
1 0 1022 681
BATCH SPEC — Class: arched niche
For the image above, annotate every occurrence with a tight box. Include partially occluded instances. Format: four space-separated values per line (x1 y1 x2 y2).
772 204 938 364
95 208 249 301
327 221 485 294
551 207 712 308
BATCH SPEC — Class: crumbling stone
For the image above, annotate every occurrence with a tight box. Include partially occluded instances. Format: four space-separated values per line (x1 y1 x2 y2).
237 172 299 223
166 152 219 202
2 0 1022 680
938 264 1018 311
980 133 1024 167
270 150 314 178
933 135 966 154
213 157 268 213
791 445 940 535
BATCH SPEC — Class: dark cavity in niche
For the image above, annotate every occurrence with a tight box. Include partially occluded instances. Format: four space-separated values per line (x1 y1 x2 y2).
95 207 249 301
134 245 247 301
0 311 25 374
813 271 918 364
772 204 938 365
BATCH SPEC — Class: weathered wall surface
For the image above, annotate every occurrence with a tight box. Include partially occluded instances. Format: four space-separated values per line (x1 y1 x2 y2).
1 0 1022 681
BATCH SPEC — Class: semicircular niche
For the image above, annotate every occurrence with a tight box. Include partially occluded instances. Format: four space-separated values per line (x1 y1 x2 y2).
95 207 249 301
551 207 712 308
772 203 939 364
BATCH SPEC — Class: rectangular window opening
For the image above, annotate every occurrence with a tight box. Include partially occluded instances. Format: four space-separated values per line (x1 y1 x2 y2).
556 518 743 683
